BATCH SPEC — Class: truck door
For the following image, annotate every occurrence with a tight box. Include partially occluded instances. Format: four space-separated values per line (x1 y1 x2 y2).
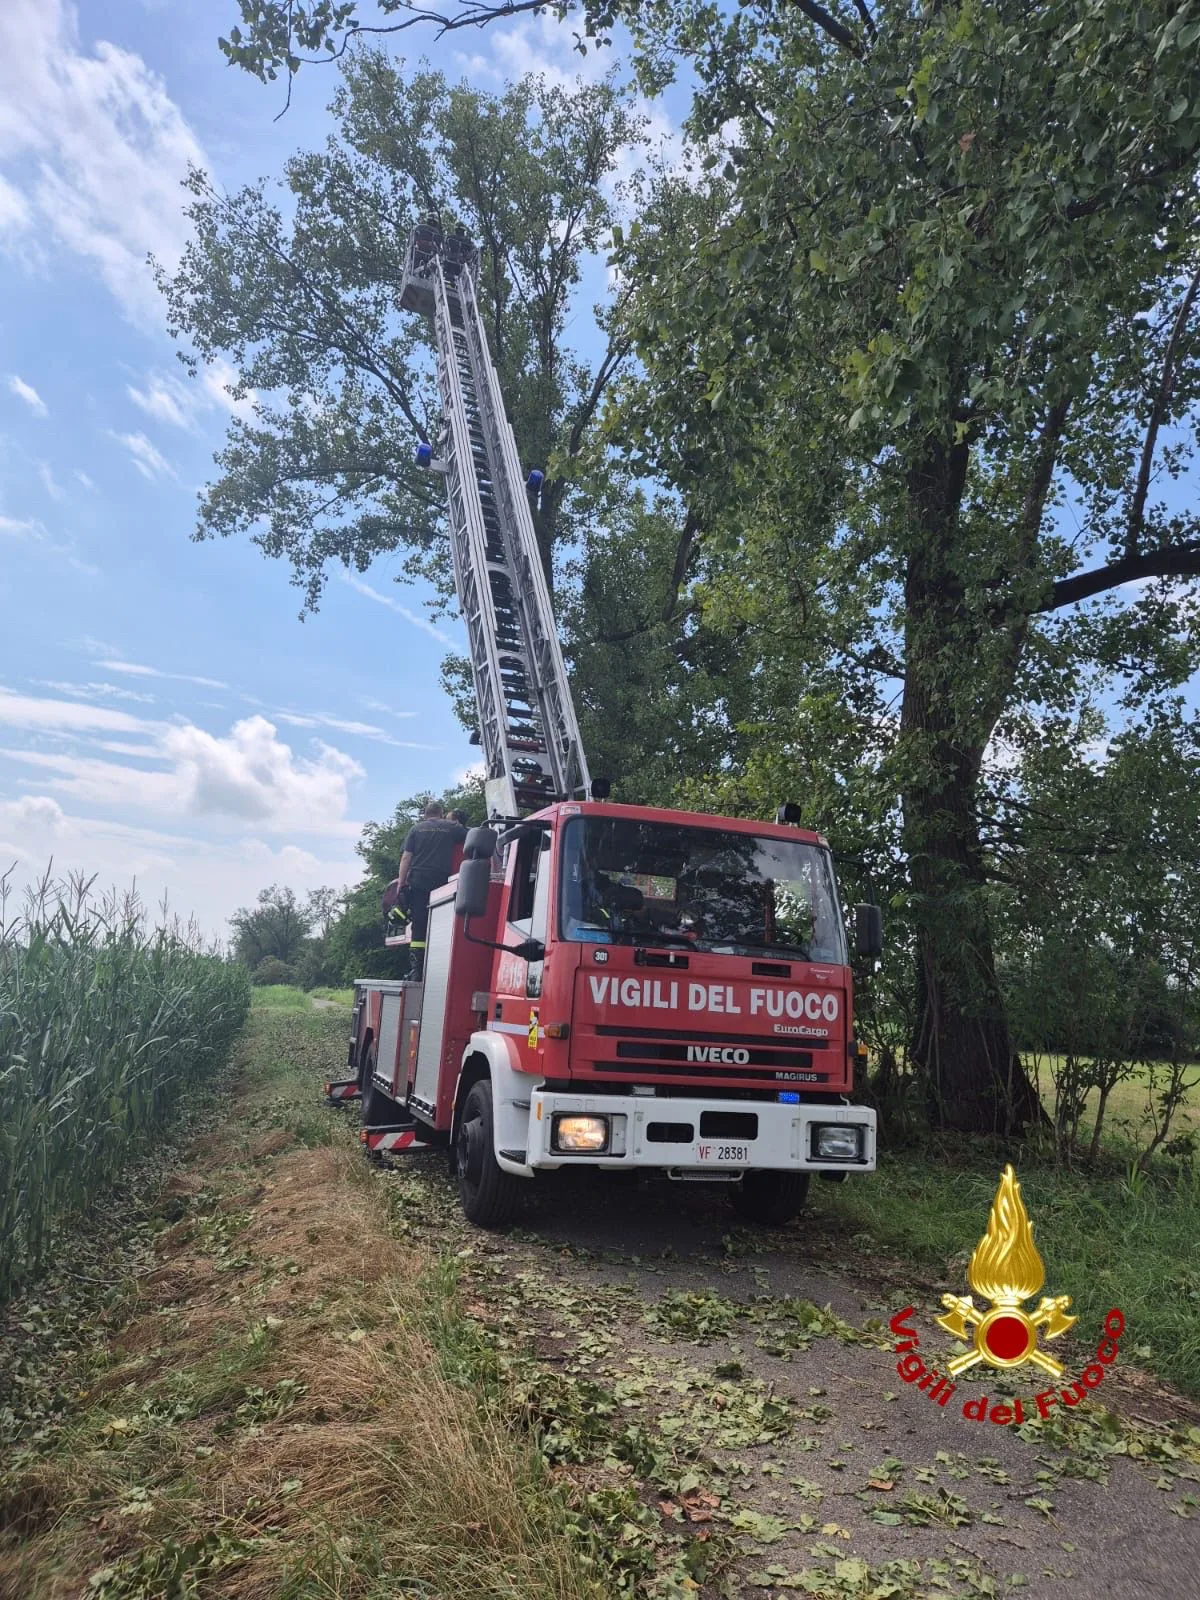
507 827 550 999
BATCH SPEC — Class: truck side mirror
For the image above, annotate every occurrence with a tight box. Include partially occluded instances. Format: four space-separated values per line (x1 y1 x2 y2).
456 857 492 920
464 825 497 861
854 904 883 959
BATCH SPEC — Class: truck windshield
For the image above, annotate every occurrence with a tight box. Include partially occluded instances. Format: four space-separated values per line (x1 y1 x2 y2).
559 816 847 963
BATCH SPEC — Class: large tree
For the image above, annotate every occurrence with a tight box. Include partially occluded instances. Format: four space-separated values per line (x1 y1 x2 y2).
159 52 642 612
166 47 740 799
602 2 1200 1134
229 883 312 968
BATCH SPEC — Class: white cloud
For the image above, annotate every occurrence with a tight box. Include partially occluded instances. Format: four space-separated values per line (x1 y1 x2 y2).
0 687 147 734
162 717 364 831
275 708 438 750
0 693 365 840
38 461 64 500
111 430 175 481
0 173 31 236
0 513 44 539
35 678 157 705
127 373 192 429
74 470 95 491
0 795 358 938
200 358 256 420
125 359 258 435
0 512 94 575
99 658 228 690
486 13 611 92
7 373 47 416
339 570 455 645
362 697 418 719
0 0 208 324
96 740 169 759
0 794 65 832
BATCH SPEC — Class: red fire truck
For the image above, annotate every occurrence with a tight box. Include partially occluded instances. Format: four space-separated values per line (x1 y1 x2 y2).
336 224 882 1227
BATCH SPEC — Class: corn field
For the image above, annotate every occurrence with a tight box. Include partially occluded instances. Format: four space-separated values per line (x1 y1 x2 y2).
0 869 251 1300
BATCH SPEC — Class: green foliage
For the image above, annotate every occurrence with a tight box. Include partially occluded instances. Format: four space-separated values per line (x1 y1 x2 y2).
229 884 310 968
0 873 250 1300
158 53 645 612
599 0 1200 1130
251 955 299 986
215 3 1200 1137
249 982 312 1008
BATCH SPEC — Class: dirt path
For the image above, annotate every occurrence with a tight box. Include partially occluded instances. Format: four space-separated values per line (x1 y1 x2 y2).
375 1148 1200 1600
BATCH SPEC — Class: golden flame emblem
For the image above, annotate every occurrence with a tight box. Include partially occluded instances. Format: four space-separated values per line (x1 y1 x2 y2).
936 1165 1076 1378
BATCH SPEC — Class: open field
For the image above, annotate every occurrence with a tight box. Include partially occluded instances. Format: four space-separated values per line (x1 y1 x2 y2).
3 999 1198 1598
1024 1054 1200 1141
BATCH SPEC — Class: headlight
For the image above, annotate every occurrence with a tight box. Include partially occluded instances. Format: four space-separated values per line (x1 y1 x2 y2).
813 1124 862 1161
552 1114 610 1153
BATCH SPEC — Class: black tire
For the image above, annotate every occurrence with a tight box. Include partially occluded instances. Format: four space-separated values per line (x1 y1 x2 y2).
455 1078 523 1228
357 1037 374 1096
729 1171 811 1227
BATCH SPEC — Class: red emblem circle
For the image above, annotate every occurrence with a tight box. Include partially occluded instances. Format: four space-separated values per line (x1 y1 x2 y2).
983 1314 1031 1362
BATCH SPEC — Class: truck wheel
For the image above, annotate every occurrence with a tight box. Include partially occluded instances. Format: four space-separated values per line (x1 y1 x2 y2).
358 1046 377 1116
357 1038 373 1096
730 1171 811 1227
455 1079 523 1228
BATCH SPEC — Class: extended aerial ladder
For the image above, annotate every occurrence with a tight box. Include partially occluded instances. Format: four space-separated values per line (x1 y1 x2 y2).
399 222 591 820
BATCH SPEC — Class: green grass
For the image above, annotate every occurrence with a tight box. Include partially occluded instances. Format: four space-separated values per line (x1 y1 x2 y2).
307 985 354 1006
831 1141 1200 1397
249 983 313 1009
250 985 355 1009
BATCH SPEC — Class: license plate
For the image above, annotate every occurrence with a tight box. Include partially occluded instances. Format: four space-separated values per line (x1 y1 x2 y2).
696 1142 750 1164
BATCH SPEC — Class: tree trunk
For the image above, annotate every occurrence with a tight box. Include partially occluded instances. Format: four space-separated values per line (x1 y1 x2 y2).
900 440 1043 1135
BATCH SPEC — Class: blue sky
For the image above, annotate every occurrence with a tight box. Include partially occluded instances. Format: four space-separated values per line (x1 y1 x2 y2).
0 0 668 938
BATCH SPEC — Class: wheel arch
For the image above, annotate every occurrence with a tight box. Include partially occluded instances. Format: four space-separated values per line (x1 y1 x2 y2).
451 1032 534 1177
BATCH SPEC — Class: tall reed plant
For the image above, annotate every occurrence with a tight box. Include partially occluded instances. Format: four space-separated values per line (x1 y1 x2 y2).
0 868 250 1299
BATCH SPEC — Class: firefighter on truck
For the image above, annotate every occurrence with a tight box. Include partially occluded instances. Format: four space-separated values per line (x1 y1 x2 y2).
390 801 467 980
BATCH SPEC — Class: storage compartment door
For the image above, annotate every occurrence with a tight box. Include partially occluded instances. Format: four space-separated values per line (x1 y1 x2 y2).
377 990 404 1094
412 897 454 1115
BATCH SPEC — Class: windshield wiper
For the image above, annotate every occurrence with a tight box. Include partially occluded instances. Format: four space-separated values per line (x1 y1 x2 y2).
732 934 812 960
611 926 696 947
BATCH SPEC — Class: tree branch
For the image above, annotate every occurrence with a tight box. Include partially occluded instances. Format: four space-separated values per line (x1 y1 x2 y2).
566 336 630 458
783 0 863 55
662 506 702 623
1039 541 1200 612
850 0 877 40
1125 260 1200 560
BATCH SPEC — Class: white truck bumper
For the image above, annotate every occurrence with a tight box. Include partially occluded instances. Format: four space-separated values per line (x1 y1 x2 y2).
521 1090 876 1177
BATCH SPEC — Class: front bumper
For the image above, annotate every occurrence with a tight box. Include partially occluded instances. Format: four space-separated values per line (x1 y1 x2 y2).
523 1090 876 1176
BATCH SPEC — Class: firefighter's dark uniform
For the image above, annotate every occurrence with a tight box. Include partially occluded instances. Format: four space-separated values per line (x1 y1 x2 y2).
401 817 468 979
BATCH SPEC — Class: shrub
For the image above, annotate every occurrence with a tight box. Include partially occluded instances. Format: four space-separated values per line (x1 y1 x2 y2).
252 957 299 987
